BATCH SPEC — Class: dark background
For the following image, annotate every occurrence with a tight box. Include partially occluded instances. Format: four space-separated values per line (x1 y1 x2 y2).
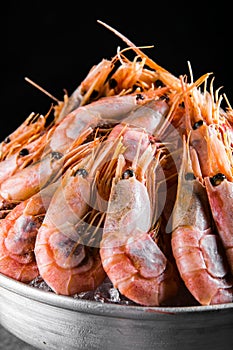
2 1 232 141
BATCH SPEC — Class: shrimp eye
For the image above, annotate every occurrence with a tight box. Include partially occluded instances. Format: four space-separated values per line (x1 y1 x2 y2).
155 79 165 88
122 169 134 179
160 95 170 102
185 172 196 180
193 120 203 130
109 78 118 89
74 168 88 178
3 136 11 144
51 151 63 160
90 89 99 99
179 101 185 108
132 84 141 92
19 148 29 157
210 173 226 186
136 93 144 101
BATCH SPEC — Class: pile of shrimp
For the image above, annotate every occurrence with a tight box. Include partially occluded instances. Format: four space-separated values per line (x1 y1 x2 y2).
1 21 233 307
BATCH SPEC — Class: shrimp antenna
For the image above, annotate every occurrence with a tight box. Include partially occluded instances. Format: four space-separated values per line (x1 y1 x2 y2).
187 60 193 84
24 77 60 103
97 20 182 90
223 93 232 110
97 20 169 74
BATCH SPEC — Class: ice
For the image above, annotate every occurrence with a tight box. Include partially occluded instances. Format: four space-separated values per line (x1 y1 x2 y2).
75 277 136 305
109 288 120 303
29 276 53 292
29 275 136 305
74 290 95 301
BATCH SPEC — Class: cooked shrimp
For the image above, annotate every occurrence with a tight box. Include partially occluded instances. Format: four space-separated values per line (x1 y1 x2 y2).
100 146 179 306
0 181 59 282
171 136 233 305
55 59 112 122
0 128 94 217
0 127 55 185
205 176 233 276
74 47 171 107
104 99 168 168
178 78 233 182
48 92 157 153
0 111 50 160
97 20 183 92
34 135 126 295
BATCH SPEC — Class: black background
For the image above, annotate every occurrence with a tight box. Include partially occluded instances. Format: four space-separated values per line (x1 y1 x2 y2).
2 1 232 141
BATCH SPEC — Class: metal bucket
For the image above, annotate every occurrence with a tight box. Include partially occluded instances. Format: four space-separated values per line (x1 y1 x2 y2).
0 272 233 350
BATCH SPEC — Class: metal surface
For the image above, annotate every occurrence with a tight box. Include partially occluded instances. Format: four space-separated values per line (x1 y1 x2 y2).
0 325 37 350
0 272 233 350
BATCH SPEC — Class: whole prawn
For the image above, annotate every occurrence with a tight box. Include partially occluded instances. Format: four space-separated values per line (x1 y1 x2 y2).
205 175 233 276
180 81 233 282
100 146 179 306
177 77 233 182
171 135 233 305
202 98 233 275
34 134 126 295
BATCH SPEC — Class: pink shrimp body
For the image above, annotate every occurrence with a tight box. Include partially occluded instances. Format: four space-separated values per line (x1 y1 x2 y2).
123 97 170 136
107 124 152 164
180 84 233 182
0 127 55 185
100 154 179 306
0 112 48 159
171 137 233 305
49 93 152 153
95 95 174 217
190 123 233 181
0 181 58 282
0 153 20 184
34 167 106 295
205 176 233 275
0 149 64 203
105 96 171 167
34 138 121 295
0 128 94 215
56 57 125 122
